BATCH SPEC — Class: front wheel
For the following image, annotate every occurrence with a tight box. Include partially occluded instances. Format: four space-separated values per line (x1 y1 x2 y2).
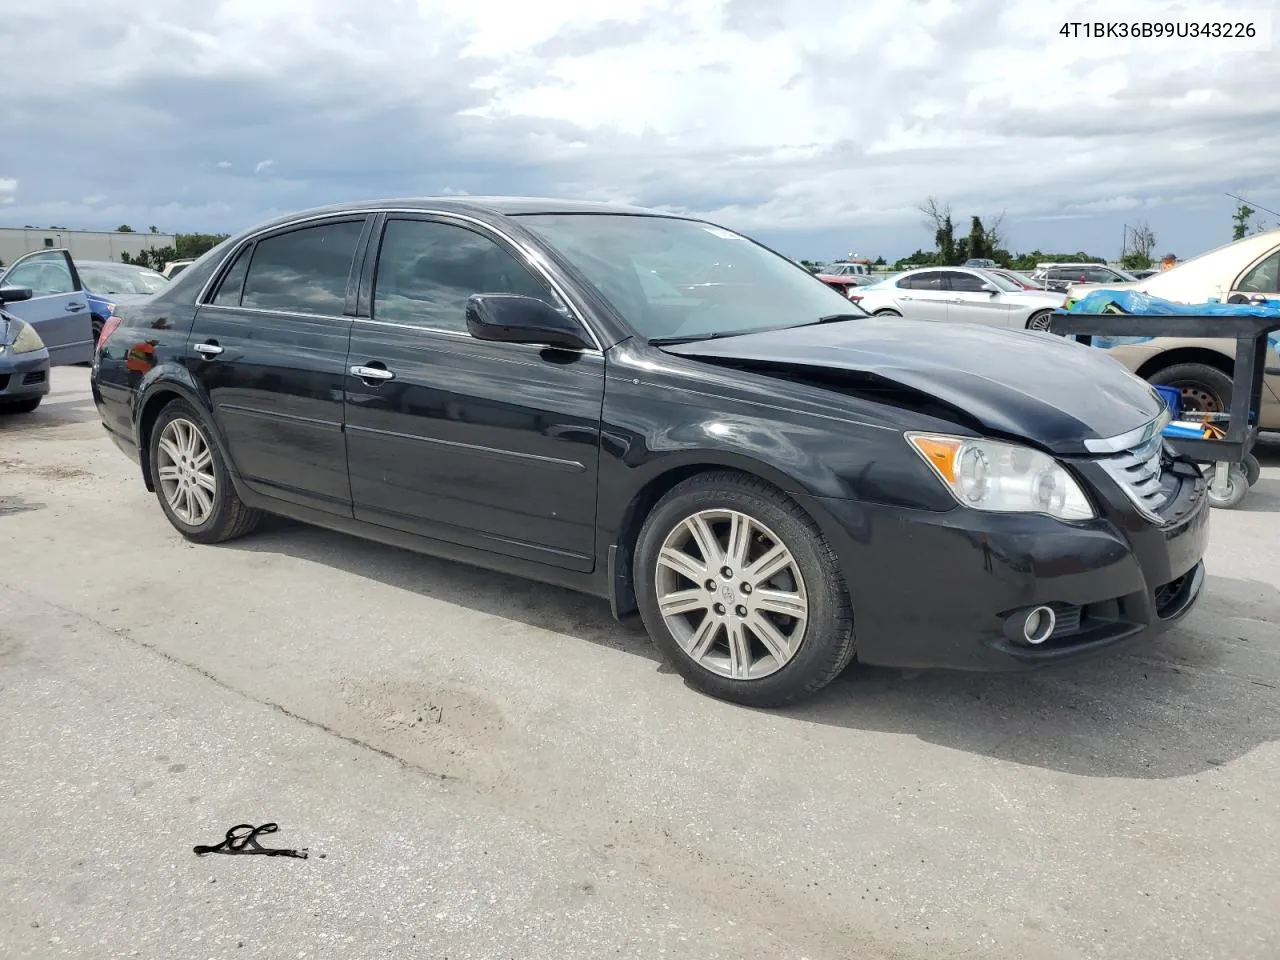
633 471 856 707
1025 310 1053 331
148 400 263 543
873 309 901 317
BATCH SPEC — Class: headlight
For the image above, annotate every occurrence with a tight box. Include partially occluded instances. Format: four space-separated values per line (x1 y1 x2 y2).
11 320 45 354
906 432 1095 521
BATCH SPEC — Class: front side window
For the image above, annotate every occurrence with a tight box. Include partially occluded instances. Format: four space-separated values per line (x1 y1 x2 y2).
516 213 867 342
4 254 74 295
1238 251 1280 293
240 219 365 315
947 272 989 293
372 218 560 332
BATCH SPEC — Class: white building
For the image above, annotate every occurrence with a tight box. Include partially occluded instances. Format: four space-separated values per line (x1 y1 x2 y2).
0 227 177 267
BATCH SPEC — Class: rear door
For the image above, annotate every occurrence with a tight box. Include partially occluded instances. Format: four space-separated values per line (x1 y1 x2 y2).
187 215 370 517
894 271 950 321
0 250 94 364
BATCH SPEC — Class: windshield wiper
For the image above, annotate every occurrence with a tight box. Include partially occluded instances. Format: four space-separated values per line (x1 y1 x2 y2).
648 329 760 346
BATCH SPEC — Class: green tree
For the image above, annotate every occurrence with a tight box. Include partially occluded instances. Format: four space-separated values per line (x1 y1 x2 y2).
1232 203 1256 241
149 225 159 233
873 255 886 266
116 224 134 233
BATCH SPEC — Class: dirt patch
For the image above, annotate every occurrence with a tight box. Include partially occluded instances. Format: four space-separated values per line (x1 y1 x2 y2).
332 678 512 781
0 457 91 482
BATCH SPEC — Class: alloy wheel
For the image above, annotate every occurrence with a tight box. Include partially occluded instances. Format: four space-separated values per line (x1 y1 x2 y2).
654 508 809 680
156 418 217 526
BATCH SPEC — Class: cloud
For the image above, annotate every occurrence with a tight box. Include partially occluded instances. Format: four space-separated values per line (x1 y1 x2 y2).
0 177 15 204
0 0 1276 259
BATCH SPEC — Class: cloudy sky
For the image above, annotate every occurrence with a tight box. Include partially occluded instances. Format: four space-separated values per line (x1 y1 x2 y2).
2 0 1278 262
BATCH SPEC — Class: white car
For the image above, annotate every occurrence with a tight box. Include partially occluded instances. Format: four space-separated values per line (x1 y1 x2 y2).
851 266 1066 330
161 259 195 279
1064 229 1280 305
1062 229 1280 430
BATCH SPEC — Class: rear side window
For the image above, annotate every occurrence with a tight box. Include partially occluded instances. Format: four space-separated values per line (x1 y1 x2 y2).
240 219 366 316
898 271 943 290
210 245 252 306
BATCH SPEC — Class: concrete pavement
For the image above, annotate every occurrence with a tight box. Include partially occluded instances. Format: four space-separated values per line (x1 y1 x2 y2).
1 367 1277 959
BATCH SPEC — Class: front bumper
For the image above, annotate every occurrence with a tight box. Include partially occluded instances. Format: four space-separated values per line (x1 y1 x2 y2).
802 456 1209 672
0 350 52 402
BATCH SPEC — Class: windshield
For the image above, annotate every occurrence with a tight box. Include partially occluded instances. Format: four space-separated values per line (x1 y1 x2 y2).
516 214 869 341
78 263 170 295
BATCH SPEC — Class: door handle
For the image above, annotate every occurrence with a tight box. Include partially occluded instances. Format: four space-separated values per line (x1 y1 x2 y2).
350 363 395 383
193 341 224 357
66 303 86 313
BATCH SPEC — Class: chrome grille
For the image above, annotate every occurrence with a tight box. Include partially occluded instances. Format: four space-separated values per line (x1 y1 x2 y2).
1097 431 1169 518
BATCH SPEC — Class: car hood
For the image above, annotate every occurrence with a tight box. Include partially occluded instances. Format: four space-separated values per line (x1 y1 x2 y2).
659 316 1164 455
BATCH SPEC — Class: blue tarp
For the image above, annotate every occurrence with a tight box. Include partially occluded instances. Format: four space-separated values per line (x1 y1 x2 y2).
1062 288 1280 352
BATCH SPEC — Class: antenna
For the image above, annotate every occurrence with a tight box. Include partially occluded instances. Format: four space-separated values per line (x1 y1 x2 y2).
1226 192 1280 220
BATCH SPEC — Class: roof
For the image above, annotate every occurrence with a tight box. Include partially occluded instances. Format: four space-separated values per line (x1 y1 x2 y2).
264 195 667 223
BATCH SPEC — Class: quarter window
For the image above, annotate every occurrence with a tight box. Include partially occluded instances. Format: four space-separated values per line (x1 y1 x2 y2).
1238 251 1280 294
210 245 253 306
240 219 365 315
898 271 944 291
372 218 560 332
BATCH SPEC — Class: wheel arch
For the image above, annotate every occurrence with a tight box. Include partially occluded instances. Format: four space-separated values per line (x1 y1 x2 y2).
132 376 222 493
604 454 827 619
1134 346 1234 381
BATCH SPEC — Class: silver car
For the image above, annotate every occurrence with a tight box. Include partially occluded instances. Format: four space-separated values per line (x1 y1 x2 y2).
851 266 1066 330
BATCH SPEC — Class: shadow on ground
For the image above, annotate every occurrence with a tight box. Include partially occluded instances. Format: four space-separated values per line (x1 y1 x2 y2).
227 517 1280 783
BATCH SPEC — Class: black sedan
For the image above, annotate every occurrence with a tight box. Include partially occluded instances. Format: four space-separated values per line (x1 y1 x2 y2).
89 198 1208 707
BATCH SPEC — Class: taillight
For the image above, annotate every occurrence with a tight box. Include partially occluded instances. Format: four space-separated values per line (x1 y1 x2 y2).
96 315 124 356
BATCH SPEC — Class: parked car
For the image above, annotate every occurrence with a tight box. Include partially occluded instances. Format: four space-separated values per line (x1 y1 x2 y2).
1032 263 1139 293
816 270 878 298
1064 230 1280 425
963 258 997 269
90 197 1207 707
851 266 1066 329
0 250 95 365
162 259 196 279
0 287 53 413
986 268 1043 290
76 260 171 343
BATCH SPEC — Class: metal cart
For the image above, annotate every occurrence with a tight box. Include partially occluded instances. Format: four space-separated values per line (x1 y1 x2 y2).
1048 310 1280 509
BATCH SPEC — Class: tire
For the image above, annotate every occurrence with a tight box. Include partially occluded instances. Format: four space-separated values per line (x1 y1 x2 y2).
1243 453 1261 487
873 309 901 317
633 471 856 708
1206 462 1249 509
0 397 41 414
1147 362 1232 416
147 399 263 544
1025 310 1053 332
92 316 104 344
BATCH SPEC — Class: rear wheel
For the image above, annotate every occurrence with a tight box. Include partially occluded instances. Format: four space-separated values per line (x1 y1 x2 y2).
634 471 856 707
0 397 41 414
91 316 104 344
873 309 901 317
147 400 263 544
1147 362 1232 416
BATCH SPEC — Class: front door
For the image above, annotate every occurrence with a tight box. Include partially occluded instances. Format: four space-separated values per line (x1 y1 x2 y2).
943 269 1016 327
0 250 94 364
343 214 605 572
187 216 370 516
1229 246 1280 412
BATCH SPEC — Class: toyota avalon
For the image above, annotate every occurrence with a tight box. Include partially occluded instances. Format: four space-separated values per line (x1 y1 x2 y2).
89 198 1208 707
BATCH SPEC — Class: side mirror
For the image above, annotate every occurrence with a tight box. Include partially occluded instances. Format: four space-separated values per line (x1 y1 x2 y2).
979 283 999 294
0 285 33 304
466 294 591 351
